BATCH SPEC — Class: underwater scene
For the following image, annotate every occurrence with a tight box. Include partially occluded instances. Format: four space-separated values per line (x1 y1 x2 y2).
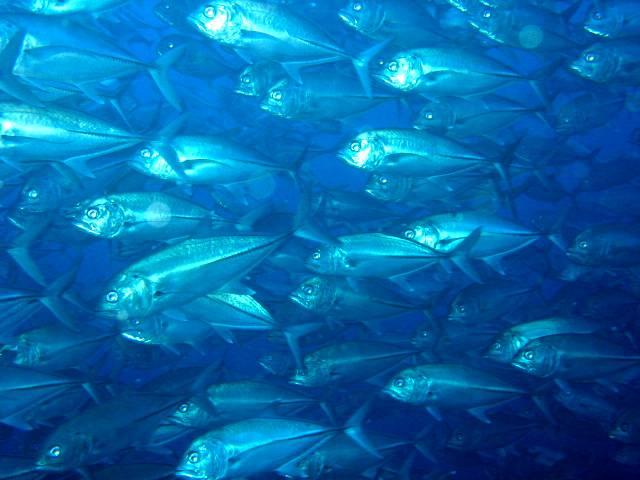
0 0 639 478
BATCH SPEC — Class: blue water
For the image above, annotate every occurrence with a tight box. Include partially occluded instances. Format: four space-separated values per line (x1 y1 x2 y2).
1 0 640 479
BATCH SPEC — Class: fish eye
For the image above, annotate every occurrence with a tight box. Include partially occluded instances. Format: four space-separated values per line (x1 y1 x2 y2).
492 341 502 351
591 10 603 20
621 422 631 432
270 90 283 101
404 229 416 239
524 350 534 360
424 111 434 120
457 303 466 313
352 2 363 11
303 285 315 295
585 53 597 63
312 251 321 261
86 207 99 220
106 291 119 304
27 189 39 200
240 74 251 84
482 9 492 18
204 5 216 18
388 61 398 72
393 377 405 388
48 446 62 458
140 147 152 159
188 451 200 464
179 403 189 413
456 433 464 441
377 176 388 185
579 240 589 249
350 141 361 152
420 329 429 337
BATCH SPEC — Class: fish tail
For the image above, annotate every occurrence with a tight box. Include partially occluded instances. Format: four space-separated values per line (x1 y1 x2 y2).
352 38 392 98
150 45 186 110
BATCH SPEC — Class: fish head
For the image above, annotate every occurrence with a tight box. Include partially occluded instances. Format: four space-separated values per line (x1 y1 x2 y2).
293 451 325 479
157 33 190 57
67 197 125 239
289 276 336 313
171 398 215 428
483 332 520 363
236 64 264 96
177 436 230 480
13 335 42 367
566 229 600 266
584 5 621 38
411 319 441 350
130 143 180 181
468 5 510 39
97 273 154 321
338 0 385 36
446 0 480 13
261 79 302 118
570 45 618 83
338 131 385 171
306 245 349 275
290 353 330 386
511 339 557 377
365 174 411 202
414 100 454 133
373 52 422 92
36 434 91 471
610 412 639 443
384 367 430 404
16 177 61 215
19 0 83 15
403 221 439 248
188 1 242 44
447 293 478 323
447 426 477 450
554 104 584 136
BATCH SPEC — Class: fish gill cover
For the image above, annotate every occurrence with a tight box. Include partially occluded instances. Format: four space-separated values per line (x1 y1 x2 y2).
0 0 638 479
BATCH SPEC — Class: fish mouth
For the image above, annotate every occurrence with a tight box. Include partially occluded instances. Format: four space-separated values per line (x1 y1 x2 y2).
584 25 607 37
176 469 207 480
338 11 356 28
121 330 152 344
510 361 532 374
565 248 584 262
234 87 256 96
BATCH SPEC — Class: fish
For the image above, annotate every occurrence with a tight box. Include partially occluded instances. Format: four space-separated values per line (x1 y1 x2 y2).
484 317 603 364
129 135 295 186
176 412 373 480
4 0 128 15
403 210 562 276
0 102 144 177
291 340 420 386
384 363 528 422
186 0 387 96
261 72 395 121
338 0 448 47
570 41 640 85
373 47 539 96
584 1 640 39
97 232 288 319
567 224 640 268
414 94 544 138
306 232 440 279
512 333 640 380
66 192 227 242
339 129 498 177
